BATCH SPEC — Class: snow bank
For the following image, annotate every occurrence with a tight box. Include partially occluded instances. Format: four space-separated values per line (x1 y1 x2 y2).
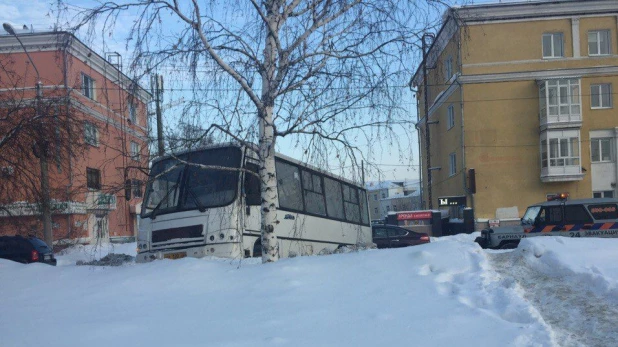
517 237 618 303
0 236 553 346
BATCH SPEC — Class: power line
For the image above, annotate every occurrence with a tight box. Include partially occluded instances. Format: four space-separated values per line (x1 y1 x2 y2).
54 85 618 103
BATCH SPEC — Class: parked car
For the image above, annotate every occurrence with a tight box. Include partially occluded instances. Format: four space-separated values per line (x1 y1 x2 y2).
0 235 57 266
371 219 385 226
372 224 430 249
475 193 618 250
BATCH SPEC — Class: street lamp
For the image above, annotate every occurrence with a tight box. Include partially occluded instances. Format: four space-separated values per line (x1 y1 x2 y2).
3 22 53 248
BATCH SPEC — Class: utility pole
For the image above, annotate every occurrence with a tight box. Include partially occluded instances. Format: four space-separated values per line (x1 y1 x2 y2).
422 33 435 210
151 74 164 157
4 23 53 248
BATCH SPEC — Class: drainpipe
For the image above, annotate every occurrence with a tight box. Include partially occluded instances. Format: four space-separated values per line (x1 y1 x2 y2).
415 122 423 210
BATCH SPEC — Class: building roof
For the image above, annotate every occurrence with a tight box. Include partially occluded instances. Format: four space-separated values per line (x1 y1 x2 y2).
366 180 420 191
0 30 151 102
380 190 421 201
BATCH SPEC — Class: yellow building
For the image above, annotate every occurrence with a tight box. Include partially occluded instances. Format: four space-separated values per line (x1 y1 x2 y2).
412 0 618 226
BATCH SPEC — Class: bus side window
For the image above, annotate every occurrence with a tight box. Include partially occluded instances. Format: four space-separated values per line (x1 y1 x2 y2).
245 163 261 206
275 160 304 211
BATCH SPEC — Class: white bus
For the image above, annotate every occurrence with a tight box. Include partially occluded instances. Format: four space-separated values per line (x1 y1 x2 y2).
136 143 371 262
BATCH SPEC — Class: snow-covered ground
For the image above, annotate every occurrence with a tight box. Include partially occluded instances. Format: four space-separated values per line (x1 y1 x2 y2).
1 234 618 347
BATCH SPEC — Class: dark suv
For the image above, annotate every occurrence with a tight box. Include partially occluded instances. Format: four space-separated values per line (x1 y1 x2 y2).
372 225 430 249
0 236 57 266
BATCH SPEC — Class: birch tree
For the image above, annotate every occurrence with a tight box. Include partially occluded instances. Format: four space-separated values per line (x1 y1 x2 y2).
70 0 448 262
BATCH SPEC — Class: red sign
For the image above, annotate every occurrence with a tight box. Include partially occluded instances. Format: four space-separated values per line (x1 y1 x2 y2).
397 211 432 220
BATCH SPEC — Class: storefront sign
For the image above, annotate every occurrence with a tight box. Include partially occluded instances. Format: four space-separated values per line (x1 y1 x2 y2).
438 196 466 207
396 211 433 220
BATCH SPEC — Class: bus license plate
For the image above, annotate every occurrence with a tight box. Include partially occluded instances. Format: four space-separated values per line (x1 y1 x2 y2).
164 252 187 260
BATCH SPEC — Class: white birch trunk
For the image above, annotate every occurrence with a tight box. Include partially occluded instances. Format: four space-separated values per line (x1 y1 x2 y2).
260 1 280 263
259 115 279 262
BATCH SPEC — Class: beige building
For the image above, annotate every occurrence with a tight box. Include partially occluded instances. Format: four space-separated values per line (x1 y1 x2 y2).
412 0 618 225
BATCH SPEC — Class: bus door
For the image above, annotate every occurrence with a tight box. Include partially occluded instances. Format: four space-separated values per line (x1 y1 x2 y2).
243 161 262 236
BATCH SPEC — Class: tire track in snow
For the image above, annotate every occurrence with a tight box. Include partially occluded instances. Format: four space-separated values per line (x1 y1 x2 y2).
488 251 618 347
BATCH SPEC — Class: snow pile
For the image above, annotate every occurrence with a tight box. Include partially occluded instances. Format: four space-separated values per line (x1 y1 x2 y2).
76 253 135 267
55 241 137 266
489 237 618 346
3 234 618 346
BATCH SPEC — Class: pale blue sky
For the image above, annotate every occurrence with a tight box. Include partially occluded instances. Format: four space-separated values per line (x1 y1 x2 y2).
1 0 425 183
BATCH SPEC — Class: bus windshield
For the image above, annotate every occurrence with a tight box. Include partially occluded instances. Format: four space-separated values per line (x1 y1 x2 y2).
142 147 242 218
143 159 184 217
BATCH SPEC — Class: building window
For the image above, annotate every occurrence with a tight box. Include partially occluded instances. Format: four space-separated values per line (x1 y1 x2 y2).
588 30 611 56
86 168 101 190
374 207 378 214
447 104 455 130
445 56 453 81
449 152 456 176
591 138 612 162
129 102 137 124
381 192 386 199
130 141 140 161
591 84 612 109
538 79 581 123
374 194 378 201
393 204 397 211
593 191 614 199
542 33 563 58
84 121 98 146
132 179 143 198
81 73 96 100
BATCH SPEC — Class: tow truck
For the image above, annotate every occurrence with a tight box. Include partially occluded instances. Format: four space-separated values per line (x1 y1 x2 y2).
475 193 618 249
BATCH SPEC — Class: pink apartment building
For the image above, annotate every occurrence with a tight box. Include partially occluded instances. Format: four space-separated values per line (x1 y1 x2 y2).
0 30 150 244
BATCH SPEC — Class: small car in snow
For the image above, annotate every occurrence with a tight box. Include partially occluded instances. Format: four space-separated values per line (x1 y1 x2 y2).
475 193 618 249
372 224 430 249
0 235 57 265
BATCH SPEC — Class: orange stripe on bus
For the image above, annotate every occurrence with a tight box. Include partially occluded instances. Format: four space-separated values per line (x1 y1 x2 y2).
563 225 575 231
542 225 554 233
602 223 614 230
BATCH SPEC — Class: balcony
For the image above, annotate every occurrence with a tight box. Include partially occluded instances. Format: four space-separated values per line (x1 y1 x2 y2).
541 165 584 182
540 129 585 182
538 78 582 130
